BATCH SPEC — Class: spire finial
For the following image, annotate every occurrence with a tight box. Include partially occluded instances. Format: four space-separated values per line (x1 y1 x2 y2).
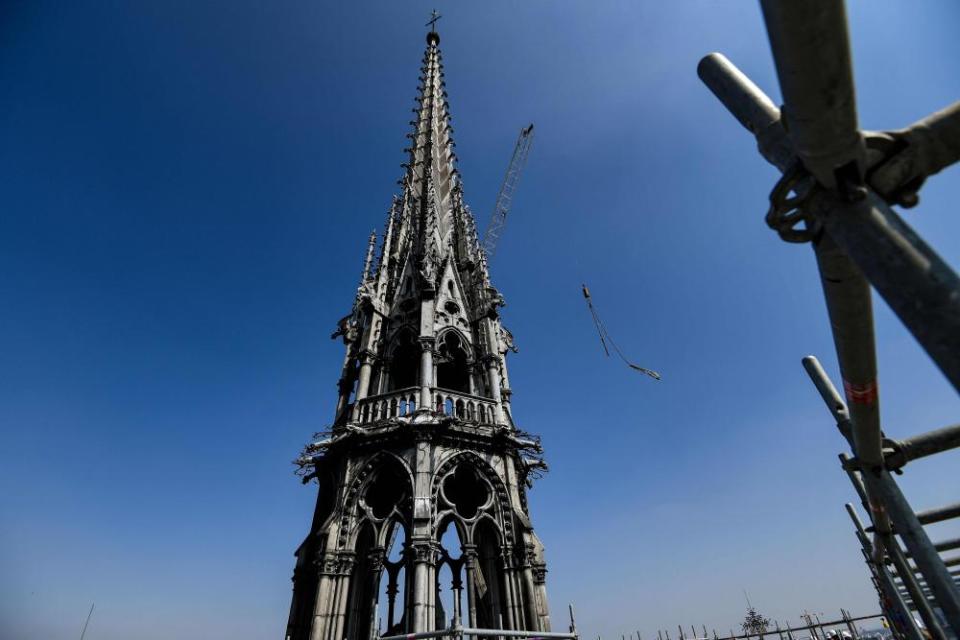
361 229 377 282
425 9 441 44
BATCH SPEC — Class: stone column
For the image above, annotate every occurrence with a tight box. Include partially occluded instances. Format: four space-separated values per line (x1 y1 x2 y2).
499 550 518 630
409 539 438 632
532 563 551 631
520 563 538 630
329 553 355 640
385 565 400 631
462 545 478 627
484 355 505 424
351 351 376 421
334 348 355 420
450 560 464 625
418 337 435 409
378 357 392 395
308 552 339 640
468 363 478 395
366 549 386 639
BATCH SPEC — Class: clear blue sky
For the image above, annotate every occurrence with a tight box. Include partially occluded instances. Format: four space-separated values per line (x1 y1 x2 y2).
1 2 958 639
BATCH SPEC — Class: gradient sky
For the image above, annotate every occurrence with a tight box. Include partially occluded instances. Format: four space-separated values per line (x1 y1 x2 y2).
1 2 959 639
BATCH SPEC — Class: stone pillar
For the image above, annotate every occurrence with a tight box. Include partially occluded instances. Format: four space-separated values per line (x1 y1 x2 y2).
366 549 386 639
462 545 478 627
308 553 339 640
418 337 435 409
451 560 464 625
385 565 400 631
532 563 551 631
520 563 539 631
334 348 355 420
310 552 353 640
351 351 376 421
378 357 392 395
484 355 505 424
500 550 518 630
409 539 438 632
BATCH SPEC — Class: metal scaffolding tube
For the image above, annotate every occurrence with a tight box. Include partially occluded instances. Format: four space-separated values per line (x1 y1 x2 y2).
845 504 926 640
870 101 960 201
885 424 960 470
759 0 865 191
805 356 888 558
870 502 960 531
849 504 948 640
379 627 578 640
862 470 960 631
462 629 577 639
840 447 960 633
903 538 960 557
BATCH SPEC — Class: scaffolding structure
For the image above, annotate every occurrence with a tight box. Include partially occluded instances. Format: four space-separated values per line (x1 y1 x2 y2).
698 3 960 640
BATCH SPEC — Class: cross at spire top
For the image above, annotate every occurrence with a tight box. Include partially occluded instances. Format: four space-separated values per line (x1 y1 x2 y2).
425 9 442 31
425 9 441 44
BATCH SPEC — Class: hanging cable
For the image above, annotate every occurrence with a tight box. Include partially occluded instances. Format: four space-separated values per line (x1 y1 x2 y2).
582 284 661 381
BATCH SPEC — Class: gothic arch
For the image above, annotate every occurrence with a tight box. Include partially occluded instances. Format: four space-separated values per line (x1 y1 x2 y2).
339 451 415 549
435 328 473 393
431 451 514 547
466 512 504 547
435 326 473 354
386 328 420 391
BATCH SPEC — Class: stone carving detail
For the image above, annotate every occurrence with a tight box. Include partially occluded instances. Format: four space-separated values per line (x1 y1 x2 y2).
409 540 440 564
532 563 548 584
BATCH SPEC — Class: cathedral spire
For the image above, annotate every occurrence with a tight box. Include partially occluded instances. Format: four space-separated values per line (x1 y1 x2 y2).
391 22 482 292
287 24 552 640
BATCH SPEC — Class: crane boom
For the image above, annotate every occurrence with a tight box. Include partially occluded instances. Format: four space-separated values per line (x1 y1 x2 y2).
481 123 534 262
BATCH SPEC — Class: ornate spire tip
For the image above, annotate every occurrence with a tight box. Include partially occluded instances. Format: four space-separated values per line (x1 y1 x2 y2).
425 9 441 45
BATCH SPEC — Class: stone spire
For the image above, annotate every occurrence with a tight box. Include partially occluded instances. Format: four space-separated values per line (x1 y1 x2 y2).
285 25 552 640
378 30 486 299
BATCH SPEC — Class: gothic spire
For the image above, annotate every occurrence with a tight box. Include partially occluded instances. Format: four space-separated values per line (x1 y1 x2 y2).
378 28 486 293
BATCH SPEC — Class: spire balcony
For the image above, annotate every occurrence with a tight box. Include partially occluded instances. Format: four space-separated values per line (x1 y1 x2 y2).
354 386 502 426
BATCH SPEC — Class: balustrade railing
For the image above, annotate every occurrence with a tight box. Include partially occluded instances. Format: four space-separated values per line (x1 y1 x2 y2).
355 387 499 426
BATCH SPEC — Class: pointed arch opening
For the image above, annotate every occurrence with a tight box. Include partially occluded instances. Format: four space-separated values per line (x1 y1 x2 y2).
474 518 508 630
436 519 465 628
389 330 420 391
344 522 378 640
436 330 470 393
364 463 410 520
379 520 408 636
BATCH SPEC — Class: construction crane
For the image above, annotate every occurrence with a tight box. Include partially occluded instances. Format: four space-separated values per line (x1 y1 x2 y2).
481 123 534 262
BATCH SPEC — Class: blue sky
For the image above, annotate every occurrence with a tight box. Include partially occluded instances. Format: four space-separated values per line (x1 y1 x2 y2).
1 2 959 639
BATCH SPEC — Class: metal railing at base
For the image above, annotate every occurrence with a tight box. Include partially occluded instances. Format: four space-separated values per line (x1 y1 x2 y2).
379 628 578 640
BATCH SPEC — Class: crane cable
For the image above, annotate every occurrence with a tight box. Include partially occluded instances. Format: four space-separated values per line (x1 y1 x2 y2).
582 284 661 381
